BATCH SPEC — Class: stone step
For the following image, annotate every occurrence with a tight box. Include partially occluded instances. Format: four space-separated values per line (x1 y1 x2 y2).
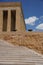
0 63 35 65
0 40 43 65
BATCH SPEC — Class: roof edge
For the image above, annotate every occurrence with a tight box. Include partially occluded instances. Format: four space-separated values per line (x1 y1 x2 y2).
0 2 21 7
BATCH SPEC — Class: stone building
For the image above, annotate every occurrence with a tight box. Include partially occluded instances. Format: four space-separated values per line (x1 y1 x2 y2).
0 2 43 55
0 2 26 32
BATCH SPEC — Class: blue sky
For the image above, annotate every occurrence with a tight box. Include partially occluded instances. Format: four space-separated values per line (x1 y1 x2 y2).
0 0 43 31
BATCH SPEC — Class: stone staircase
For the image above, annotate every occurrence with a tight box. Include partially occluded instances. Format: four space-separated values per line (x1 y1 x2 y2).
0 40 43 65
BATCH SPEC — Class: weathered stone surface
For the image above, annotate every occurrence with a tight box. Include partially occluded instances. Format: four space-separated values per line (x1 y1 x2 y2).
0 32 43 54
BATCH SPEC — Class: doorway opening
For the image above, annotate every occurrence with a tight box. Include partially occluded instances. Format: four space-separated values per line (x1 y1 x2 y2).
3 10 8 31
11 10 16 31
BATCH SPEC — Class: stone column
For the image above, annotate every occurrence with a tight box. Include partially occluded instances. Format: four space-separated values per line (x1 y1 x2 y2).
16 8 21 31
7 10 11 32
0 10 3 32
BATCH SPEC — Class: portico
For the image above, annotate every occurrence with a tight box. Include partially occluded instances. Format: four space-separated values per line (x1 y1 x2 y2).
0 2 26 32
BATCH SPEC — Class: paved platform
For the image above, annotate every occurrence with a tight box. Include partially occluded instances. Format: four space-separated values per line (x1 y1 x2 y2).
0 40 43 65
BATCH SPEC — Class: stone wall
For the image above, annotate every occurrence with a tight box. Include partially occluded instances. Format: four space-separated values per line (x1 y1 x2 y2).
0 32 43 54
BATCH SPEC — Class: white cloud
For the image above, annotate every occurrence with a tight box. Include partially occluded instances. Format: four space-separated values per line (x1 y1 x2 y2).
40 16 43 19
40 16 43 21
25 16 39 25
36 23 43 30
